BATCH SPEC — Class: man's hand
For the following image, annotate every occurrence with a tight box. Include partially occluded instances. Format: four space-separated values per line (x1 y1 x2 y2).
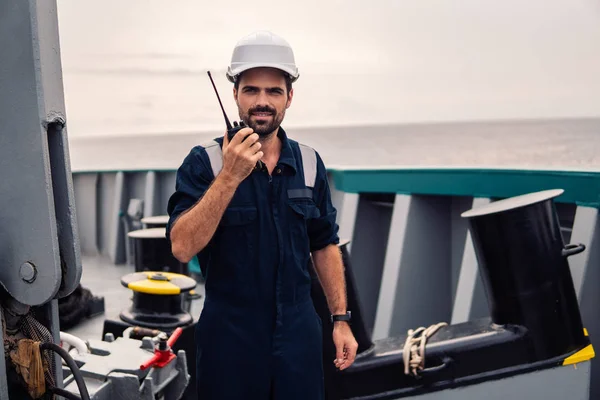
333 322 358 371
221 127 263 184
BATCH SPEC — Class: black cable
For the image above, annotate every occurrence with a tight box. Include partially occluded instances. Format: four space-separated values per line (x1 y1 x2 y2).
40 342 91 400
48 385 82 400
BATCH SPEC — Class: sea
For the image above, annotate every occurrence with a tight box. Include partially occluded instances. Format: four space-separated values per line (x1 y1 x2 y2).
54 0 600 172
68 118 600 173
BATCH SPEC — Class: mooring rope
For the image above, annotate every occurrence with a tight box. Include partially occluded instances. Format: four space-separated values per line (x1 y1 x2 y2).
402 322 448 377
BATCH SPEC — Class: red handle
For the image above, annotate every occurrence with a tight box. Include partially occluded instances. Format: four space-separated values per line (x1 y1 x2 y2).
140 327 183 371
140 353 160 371
167 327 183 348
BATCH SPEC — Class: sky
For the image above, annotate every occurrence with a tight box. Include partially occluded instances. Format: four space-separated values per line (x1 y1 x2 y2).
55 0 600 136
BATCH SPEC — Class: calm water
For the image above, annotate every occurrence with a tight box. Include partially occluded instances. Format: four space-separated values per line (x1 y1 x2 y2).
68 118 600 172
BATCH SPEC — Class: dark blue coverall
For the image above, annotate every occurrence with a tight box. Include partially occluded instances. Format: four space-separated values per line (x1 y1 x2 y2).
166 127 340 399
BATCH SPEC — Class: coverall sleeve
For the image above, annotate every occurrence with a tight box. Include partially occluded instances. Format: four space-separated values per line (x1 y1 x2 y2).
166 146 213 244
308 151 340 251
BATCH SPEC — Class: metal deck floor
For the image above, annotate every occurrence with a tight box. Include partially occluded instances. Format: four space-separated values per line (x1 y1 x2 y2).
65 255 205 341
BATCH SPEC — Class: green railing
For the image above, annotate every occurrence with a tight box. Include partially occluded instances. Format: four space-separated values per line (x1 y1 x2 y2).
328 167 600 207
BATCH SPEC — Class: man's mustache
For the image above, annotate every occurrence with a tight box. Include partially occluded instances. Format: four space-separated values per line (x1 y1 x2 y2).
250 106 276 114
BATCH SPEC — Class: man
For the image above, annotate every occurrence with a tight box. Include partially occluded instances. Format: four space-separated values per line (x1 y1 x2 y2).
166 30 358 399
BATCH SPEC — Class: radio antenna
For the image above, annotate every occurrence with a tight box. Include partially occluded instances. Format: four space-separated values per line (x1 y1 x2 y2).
207 71 233 130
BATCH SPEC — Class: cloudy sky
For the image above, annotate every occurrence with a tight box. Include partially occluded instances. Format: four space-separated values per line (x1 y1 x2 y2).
55 0 600 136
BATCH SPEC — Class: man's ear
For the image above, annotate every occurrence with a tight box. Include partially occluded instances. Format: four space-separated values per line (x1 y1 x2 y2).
286 88 294 109
233 86 241 109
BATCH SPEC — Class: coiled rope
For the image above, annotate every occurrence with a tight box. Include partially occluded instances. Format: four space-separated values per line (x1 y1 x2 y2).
402 322 448 377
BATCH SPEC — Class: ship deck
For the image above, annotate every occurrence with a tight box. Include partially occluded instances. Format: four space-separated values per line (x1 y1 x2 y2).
65 254 205 342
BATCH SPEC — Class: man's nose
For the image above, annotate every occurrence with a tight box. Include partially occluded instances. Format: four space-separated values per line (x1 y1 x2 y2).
255 90 270 106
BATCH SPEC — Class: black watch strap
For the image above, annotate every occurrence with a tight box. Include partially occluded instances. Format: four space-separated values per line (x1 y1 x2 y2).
330 311 351 323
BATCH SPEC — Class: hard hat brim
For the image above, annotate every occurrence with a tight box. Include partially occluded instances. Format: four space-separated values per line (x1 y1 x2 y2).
227 63 299 83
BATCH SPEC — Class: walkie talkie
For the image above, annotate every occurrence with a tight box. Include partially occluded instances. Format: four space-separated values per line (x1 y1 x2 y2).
207 71 246 141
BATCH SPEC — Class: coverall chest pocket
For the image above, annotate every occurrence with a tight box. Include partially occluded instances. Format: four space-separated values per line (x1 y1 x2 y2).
287 198 321 246
217 206 257 265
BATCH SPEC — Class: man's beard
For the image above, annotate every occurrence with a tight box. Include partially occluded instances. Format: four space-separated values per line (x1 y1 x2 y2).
239 105 285 137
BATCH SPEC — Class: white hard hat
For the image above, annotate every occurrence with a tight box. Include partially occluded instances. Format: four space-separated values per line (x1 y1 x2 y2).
226 31 299 83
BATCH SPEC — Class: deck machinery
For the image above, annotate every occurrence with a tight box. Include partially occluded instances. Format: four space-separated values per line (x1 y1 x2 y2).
0 1 189 399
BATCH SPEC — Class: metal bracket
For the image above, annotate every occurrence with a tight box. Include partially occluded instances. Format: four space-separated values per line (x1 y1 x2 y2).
0 0 82 306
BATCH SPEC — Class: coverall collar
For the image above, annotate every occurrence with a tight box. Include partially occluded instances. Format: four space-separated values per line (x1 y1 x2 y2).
274 126 297 174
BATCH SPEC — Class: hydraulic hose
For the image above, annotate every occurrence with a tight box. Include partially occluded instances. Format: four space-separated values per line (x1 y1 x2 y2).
40 342 91 400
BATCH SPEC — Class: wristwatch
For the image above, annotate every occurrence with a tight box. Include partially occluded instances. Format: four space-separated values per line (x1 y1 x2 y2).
330 311 352 323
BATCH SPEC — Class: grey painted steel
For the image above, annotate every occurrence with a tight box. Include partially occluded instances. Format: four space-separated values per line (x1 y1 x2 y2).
448 196 489 321
350 195 394 335
108 171 126 264
97 173 117 255
328 175 343 211
142 350 190 400
570 206 599 300
329 175 359 249
449 197 470 306
330 189 359 252
372 194 411 340
0 309 8 399
64 336 190 400
74 173 100 255
128 172 150 204
81 372 140 400
73 171 172 260
568 204 599 399
451 198 491 324
144 171 157 217
578 212 600 400
158 172 177 217
71 336 158 379
48 119 82 298
388 195 453 337
0 0 81 305
383 362 591 400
